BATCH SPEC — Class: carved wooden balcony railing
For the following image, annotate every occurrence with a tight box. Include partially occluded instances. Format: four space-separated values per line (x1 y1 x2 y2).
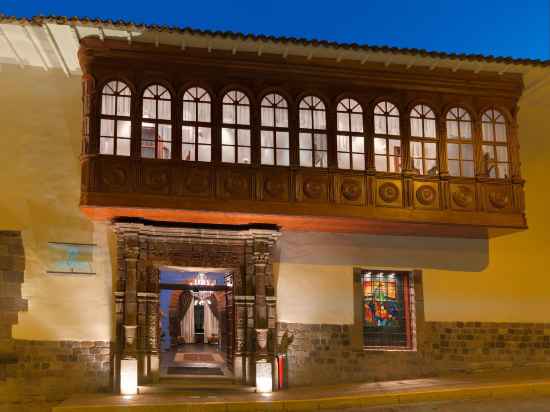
80 155 526 238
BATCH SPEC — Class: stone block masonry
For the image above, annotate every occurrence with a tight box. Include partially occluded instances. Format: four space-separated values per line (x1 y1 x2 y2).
278 322 550 387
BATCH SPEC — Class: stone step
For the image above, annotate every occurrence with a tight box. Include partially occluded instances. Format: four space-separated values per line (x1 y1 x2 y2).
138 379 254 395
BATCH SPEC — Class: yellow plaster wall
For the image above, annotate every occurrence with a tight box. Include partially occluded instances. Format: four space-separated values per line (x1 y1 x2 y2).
0 66 113 341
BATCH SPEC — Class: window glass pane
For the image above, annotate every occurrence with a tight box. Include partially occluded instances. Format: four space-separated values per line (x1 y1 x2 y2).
352 136 364 153
276 132 289 148
412 158 423 174
116 138 131 156
300 150 313 167
352 154 365 170
387 116 400 136
337 112 349 132
237 105 250 125
100 137 114 154
374 115 386 135
261 148 275 165
222 128 235 146
446 120 459 139
197 144 211 162
424 118 436 138
425 142 437 159
117 96 131 116
375 155 387 172
182 101 195 122
495 123 507 142
314 150 328 168
498 163 509 178
275 108 288 127
299 133 312 149
198 127 211 144
482 145 494 160
182 126 195 143
299 109 312 129
182 144 195 161
197 102 210 122
410 141 422 158
141 123 155 143
223 105 235 124
101 94 116 115
338 153 350 169
314 134 327 151
482 123 493 141
389 155 401 173
462 161 475 177
158 124 172 141
410 118 423 137
142 99 156 119
448 159 460 176
158 100 171 120
222 146 234 163
447 143 459 160
313 110 326 130
462 144 473 161
337 135 350 152
261 107 274 127
141 147 155 159
425 159 438 175
374 137 387 155
388 139 401 157
351 113 363 133
238 147 251 164
117 120 131 138
261 131 274 148
496 146 508 162
238 129 251 147
276 149 289 166
461 121 472 139
100 119 114 136
158 142 171 160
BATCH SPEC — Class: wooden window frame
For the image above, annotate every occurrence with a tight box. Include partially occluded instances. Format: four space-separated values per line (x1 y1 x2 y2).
221 90 252 165
181 87 212 163
410 104 438 176
446 107 475 178
298 96 328 169
99 80 132 156
373 101 402 173
336 98 366 171
260 93 290 167
481 109 510 179
141 84 172 160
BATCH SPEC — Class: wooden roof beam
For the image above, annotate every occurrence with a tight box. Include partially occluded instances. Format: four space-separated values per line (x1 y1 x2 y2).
44 24 69 77
0 25 24 68
23 24 49 71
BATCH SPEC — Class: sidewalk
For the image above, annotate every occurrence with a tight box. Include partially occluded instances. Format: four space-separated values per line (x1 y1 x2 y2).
53 370 550 412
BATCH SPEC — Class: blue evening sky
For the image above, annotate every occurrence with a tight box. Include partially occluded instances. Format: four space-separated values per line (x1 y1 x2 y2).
2 1 549 60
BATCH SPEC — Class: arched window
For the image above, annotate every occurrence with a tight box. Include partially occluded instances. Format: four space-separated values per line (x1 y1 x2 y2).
222 90 251 164
99 80 131 156
374 101 401 172
410 104 438 175
182 87 211 162
298 96 327 168
141 85 172 159
260 93 289 166
446 107 474 177
481 109 509 178
336 98 365 170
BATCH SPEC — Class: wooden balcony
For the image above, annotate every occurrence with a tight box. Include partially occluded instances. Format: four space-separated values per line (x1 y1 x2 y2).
80 155 526 238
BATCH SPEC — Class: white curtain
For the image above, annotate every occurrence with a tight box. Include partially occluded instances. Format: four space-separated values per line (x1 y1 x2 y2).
203 302 219 344
180 297 195 344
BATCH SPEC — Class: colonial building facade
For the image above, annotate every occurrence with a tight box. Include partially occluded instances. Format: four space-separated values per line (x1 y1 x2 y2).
1 15 550 411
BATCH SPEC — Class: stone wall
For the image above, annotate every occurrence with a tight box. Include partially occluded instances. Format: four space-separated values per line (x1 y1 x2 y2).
278 321 550 387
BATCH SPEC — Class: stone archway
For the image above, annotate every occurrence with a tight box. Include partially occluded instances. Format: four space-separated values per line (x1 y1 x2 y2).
112 220 280 393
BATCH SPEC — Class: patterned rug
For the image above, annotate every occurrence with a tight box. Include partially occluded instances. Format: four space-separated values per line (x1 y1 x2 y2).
167 366 224 376
174 352 224 363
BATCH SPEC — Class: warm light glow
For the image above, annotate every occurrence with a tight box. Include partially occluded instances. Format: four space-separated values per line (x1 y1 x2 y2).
256 360 273 393
120 358 138 395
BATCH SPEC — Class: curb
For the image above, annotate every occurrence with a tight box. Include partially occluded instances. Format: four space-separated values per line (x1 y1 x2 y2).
53 381 550 412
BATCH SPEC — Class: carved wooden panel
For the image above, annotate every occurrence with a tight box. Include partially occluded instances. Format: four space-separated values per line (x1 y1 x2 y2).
449 183 477 211
296 173 330 203
376 179 402 208
180 166 213 198
257 170 290 202
140 163 171 195
216 169 254 200
98 157 132 193
413 181 440 210
483 183 514 212
334 175 365 206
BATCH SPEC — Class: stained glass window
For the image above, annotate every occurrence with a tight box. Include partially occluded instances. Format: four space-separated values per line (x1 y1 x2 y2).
362 270 411 348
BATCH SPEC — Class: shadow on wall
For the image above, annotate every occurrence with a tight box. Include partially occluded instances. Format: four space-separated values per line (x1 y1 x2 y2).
272 232 489 272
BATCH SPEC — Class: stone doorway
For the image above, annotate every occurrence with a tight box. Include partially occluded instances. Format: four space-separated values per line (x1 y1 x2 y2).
112 220 280 393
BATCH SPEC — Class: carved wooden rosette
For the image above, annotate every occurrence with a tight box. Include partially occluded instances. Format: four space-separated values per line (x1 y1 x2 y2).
113 221 280 389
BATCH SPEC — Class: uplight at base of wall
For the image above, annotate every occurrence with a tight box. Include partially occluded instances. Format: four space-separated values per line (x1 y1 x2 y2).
256 360 273 393
120 358 138 395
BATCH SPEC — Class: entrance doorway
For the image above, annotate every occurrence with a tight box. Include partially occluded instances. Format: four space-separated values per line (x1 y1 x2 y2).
159 268 234 379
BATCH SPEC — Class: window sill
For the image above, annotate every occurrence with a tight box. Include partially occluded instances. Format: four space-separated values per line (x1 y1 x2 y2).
363 346 416 353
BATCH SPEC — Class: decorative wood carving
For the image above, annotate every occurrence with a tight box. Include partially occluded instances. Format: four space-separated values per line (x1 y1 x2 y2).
336 175 365 205
414 182 439 209
487 186 512 210
450 184 476 210
376 180 402 207
141 164 171 195
259 171 290 202
297 173 329 203
217 170 252 200
181 167 212 197
98 157 130 192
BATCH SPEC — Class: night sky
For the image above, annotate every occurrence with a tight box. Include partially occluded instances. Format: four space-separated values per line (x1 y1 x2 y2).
3 1 549 60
